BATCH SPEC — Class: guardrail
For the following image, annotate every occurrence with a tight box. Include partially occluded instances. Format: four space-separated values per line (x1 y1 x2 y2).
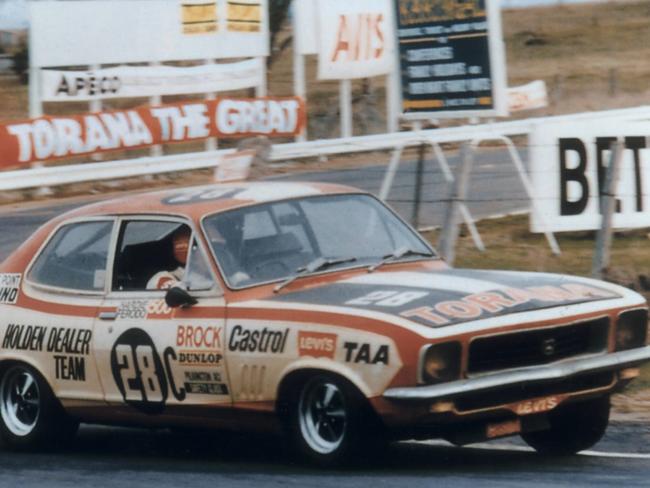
1 105 649 192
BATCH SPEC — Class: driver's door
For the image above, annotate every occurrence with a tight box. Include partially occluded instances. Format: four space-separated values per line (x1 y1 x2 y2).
93 216 231 419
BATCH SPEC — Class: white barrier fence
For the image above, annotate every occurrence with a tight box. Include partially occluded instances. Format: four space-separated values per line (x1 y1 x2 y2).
2 105 649 193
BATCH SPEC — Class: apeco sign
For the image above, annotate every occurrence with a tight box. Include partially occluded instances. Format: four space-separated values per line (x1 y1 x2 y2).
0 97 305 168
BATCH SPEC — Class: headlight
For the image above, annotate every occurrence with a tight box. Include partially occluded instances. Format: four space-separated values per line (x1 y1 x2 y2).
615 309 648 351
420 342 461 384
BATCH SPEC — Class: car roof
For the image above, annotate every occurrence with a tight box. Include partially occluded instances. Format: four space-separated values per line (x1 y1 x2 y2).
59 181 361 222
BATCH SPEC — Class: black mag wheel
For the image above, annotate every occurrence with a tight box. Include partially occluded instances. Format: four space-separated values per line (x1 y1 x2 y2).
298 378 348 456
289 374 377 466
0 364 78 450
521 395 611 455
0 366 41 437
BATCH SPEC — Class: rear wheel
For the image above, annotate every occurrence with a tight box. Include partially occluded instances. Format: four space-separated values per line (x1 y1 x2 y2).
288 374 378 466
0 364 78 450
521 395 610 455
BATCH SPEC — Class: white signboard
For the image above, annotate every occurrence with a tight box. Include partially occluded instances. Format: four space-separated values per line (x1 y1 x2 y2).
316 0 395 80
29 0 269 67
507 80 548 112
530 119 650 233
40 59 265 102
214 150 254 182
293 0 318 55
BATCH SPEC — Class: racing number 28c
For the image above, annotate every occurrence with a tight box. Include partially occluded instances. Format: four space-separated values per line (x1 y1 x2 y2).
115 344 164 403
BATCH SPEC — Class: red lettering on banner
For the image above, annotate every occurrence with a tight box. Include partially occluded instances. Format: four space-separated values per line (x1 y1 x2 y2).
0 97 305 168
298 331 337 359
331 13 385 62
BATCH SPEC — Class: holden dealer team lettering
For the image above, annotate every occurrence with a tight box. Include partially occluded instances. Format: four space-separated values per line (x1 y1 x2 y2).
1 324 92 381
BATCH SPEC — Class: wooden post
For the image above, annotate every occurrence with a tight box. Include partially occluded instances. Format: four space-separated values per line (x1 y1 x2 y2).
411 144 426 228
438 142 474 265
591 140 624 279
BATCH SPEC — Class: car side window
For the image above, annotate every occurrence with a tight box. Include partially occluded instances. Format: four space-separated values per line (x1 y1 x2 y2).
113 220 192 291
185 238 216 291
29 220 113 291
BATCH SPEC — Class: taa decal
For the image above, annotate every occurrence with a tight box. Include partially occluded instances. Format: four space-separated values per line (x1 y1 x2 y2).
228 325 289 354
0 273 21 304
298 331 337 359
343 342 389 365
110 329 186 414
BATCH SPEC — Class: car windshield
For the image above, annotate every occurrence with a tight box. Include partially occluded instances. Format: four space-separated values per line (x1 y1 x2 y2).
202 194 434 288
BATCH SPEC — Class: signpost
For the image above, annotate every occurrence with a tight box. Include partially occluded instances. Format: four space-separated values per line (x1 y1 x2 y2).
393 0 508 119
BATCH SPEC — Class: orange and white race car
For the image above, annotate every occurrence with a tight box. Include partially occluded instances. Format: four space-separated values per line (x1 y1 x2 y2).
0 181 648 465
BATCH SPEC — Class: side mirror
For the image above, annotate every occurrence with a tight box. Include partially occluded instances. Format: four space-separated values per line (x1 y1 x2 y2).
165 286 198 309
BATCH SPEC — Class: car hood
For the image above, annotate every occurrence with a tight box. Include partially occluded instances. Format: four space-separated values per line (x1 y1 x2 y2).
266 268 633 328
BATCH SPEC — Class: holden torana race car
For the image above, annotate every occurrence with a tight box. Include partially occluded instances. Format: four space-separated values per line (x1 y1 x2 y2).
0 181 649 465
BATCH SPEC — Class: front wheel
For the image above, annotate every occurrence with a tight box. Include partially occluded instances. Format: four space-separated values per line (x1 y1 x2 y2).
289 374 376 466
521 395 610 455
0 364 78 450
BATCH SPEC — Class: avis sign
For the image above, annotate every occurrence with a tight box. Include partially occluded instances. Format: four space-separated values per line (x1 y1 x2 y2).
316 0 395 80
530 119 650 232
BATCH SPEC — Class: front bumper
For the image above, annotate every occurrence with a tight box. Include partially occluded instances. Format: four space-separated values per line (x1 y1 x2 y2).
384 346 650 401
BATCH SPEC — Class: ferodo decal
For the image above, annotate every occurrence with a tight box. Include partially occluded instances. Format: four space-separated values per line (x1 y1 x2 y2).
2 324 92 382
116 300 172 320
228 325 289 353
110 328 186 414
343 342 389 365
0 274 21 304
176 325 223 366
298 331 337 359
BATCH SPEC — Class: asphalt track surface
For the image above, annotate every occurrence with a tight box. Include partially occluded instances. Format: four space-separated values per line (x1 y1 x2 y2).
0 152 648 485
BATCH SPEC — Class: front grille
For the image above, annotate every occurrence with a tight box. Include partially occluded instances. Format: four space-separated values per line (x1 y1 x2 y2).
468 318 610 374
455 371 614 412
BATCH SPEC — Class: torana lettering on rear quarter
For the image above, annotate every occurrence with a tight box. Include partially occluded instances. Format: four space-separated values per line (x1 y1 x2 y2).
343 342 389 365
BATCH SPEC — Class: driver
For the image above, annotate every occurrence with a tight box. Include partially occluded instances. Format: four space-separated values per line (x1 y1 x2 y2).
147 226 190 289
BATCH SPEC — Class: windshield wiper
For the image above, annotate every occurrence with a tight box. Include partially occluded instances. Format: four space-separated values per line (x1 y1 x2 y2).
367 246 434 273
274 256 357 293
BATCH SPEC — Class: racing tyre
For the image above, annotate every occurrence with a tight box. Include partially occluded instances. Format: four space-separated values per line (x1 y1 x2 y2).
0 364 78 451
521 395 610 455
288 374 376 466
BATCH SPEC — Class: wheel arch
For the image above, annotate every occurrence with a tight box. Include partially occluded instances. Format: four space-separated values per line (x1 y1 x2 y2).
275 363 380 425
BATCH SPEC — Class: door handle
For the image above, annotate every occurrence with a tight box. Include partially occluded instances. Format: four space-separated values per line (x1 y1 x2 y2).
98 311 118 321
